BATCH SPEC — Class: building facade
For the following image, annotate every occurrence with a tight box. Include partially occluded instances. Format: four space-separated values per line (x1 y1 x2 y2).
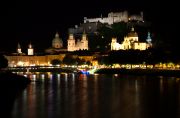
67 32 88 51
17 43 22 54
5 54 65 67
84 11 143 25
5 54 96 67
52 32 63 48
111 27 152 50
45 32 67 54
27 43 34 55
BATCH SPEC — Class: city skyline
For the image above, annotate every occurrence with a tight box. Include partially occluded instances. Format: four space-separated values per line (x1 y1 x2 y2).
1 0 178 52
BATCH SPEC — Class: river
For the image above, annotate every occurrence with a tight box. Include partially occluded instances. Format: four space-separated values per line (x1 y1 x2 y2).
9 73 180 118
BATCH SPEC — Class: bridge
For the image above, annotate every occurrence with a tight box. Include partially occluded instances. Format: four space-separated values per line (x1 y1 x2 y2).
7 66 99 74
7 66 77 73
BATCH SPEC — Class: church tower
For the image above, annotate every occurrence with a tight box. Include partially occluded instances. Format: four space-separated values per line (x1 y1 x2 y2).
28 43 34 55
111 38 117 50
17 43 22 54
146 32 152 43
127 27 139 42
146 32 152 48
67 34 76 51
81 32 88 50
52 32 63 48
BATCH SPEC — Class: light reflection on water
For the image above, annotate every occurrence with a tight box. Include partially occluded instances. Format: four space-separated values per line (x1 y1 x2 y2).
11 73 180 118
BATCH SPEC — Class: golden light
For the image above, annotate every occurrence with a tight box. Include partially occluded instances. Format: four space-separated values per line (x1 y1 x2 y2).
17 61 24 66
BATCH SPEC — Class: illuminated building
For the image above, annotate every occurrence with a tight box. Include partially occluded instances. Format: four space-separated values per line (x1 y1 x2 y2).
5 26 152 67
17 43 22 54
5 31 92 67
146 32 152 47
68 22 102 35
5 54 65 67
5 53 95 67
111 27 152 50
67 32 88 51
45 32 67 54
69 11 144 35
84 11 143 25
27 43 34 55
52 32 63 48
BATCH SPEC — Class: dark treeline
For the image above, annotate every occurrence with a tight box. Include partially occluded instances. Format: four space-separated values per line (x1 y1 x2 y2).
97 48 180 65
50 51 92 66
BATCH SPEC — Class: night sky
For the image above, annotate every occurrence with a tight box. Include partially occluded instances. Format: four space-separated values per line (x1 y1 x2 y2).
1 0 178 52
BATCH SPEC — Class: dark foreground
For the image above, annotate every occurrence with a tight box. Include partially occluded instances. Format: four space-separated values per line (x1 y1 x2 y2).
0 71 31 117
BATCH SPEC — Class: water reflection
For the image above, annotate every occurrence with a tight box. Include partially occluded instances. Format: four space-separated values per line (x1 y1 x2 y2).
41 74 45 79
10 73 180 118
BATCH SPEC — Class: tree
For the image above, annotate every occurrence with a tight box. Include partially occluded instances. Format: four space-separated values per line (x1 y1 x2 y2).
86 61 91 66
63 55 76 65
50 59 62 65
0 55 8 69
111 22 127 39
97 24 113 50
98 56 110 65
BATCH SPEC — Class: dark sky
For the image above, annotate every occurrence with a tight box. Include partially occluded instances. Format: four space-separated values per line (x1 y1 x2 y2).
1 0 179 52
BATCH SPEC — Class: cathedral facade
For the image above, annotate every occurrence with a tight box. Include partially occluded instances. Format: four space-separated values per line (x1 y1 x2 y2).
67 32 88 51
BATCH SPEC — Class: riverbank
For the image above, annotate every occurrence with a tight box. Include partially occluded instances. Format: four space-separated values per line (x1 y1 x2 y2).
95 68 180 77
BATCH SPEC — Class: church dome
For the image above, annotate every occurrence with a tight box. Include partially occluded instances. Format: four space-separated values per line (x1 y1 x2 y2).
127 27 138 37
52 32 63 48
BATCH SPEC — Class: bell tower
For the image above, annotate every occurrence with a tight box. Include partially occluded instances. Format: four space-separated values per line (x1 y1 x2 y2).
67 34 76 51
111 38 117 50
146 32 152 43
28 43 34 55
17 43 22 54
81 31 88 50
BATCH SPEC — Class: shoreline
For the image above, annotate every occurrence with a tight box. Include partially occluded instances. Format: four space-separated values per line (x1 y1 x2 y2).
94 68 180 77
7 67 180 77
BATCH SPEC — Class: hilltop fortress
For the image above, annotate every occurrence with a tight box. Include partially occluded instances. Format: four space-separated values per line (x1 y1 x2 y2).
84 11 144 24
69 11 144 34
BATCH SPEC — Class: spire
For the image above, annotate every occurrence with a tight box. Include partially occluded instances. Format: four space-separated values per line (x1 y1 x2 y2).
83 30 86 35
83 30 87 36
17 43 21 49
17 43 22 54
28 42 34 55
82 30 87 40
55 32 59 38
29 42 32 48
131 26 134 32
140 11 144 20
147 32 151 39
69 33 74 40
146 32 152 43
83 29 86 34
